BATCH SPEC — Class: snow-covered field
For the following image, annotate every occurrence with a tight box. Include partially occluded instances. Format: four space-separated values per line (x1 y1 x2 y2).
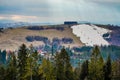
71 24 110 46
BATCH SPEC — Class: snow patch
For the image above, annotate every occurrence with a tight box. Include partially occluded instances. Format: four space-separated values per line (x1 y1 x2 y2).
71 24 110 46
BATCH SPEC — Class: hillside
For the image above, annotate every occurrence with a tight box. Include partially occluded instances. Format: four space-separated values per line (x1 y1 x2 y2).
0 23 120 51
0 25 83 50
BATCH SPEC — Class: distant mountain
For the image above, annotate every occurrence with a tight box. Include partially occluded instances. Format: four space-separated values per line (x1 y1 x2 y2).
78 21 91 24
0 22 59 28
0 22 32 28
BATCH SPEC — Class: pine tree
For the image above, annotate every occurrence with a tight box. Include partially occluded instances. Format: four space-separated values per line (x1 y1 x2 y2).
17 44 28 80
55 52 65 80
104 55 111 80
112 59 120 80
39 59 56 80
24 55 32 80
0 65 5 80
74 63 81 80
97 55 104 80
55 48 74 80
88 46 104 80
31 50 39 80
23 44 39 80
6 52 17 80
79 60 88 80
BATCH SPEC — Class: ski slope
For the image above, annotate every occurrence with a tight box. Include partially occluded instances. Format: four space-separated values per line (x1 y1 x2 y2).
71 24 110 46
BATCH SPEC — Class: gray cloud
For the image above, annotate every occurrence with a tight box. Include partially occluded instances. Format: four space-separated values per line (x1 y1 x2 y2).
0 0 120 24
85 0 120 8
85 0 120 4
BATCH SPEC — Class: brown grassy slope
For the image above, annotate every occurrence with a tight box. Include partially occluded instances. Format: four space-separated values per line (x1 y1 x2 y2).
0 26 83 51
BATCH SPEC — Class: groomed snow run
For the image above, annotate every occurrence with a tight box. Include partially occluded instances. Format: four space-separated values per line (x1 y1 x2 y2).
71 24 110 46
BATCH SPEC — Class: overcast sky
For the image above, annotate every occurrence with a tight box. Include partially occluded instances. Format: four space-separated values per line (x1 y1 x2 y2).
0 0 120 24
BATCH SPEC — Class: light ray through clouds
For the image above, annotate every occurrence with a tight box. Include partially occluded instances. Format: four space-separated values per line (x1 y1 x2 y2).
0 0 120 25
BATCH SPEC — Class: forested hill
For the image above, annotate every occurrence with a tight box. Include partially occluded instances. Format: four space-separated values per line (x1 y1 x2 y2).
0 44 120 80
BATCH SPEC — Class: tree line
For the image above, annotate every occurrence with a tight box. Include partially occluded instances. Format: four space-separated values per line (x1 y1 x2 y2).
0 44 120 80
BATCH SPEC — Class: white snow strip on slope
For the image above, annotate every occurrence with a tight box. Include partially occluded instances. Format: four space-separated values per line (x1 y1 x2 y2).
71 24 110 46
